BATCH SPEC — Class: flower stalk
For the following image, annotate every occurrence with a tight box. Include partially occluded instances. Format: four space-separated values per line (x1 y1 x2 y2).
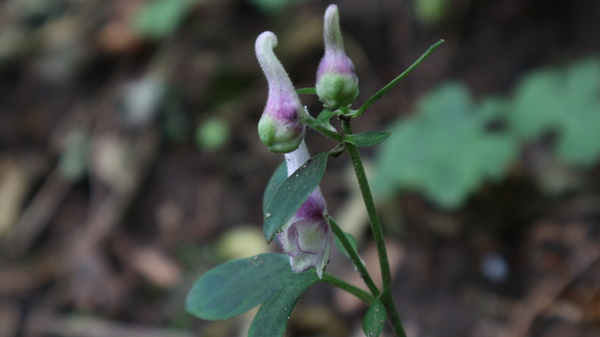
341 117 407 337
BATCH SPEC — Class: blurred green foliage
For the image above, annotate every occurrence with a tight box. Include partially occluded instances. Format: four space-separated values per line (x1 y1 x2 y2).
195 118 230 151
246 0 310 15
373 82 518 208
133 0 198 39
510 58 600 166
373 57 600 209
412 0 451 27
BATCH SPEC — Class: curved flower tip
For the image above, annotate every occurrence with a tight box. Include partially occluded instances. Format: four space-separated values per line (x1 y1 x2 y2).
255 31 305 153
278 142 331 278
316 4 359 109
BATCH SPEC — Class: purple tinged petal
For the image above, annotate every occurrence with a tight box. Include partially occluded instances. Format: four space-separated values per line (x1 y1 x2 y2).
277 141 331 278
255 32 305 153
316 5 359 109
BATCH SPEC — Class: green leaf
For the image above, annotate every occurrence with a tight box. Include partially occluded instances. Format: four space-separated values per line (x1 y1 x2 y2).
333 231 359 259
296 87 317 95
263 152 329 242
132 0 195 39
510 69 563 139
247 0 308 15
509 57 600 167
313 109 337 127
362 298 387 337
186 253 316 320
344 131 391 147
248 269 320 337
263 161 287 213
373 82 518 209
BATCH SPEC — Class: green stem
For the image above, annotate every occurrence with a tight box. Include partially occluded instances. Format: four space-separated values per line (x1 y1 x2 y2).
353 39 445 117
322 273 374 304
341 118 406 337
328 217 380 297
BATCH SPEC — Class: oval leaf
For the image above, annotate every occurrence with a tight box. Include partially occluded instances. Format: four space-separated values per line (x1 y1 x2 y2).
333 230 359 259
345 131 391 147
263 161 287 213
187 253 295 320
362 298 387 337
263 152 329 242
249 270 320 337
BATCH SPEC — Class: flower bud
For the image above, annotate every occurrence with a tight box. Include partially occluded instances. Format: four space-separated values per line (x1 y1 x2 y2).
255 31 305 153
278 141 331 278
316 5 359 109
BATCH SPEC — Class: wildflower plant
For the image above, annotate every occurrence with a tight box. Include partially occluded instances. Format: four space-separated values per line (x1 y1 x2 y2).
186 4 444 336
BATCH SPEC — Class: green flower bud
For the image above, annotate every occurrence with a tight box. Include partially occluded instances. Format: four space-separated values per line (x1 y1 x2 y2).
316 5 359 109
255 31 305 153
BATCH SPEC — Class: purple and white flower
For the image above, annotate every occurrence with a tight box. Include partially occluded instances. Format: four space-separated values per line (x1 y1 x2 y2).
316 4 359 109
255 31 305 153
278 141 331 278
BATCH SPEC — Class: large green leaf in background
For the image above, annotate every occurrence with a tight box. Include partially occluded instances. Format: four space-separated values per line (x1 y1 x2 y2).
133 0 204 39
246 0 308 15
186 253 318 321
373 82 518 209
510 58 600 167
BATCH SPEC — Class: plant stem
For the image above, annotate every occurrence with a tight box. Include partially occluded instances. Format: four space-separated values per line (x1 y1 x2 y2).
322 273 374 304
353 39 445 117
341 118 407 337
328 217 380 297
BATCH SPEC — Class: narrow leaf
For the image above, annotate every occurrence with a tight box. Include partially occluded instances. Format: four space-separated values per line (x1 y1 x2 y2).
186 253 294 320
296 87 317 94
263 152 329 241
248 270 320 337
314 109 337 127
345 131 391 147
333 230 359 259
362 298 387 337
263 161 287 213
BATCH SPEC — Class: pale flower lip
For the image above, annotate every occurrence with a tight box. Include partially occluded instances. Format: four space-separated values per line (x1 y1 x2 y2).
277 141 331 278
255 31 305 153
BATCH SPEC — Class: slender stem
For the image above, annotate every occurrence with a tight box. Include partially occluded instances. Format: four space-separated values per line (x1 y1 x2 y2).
353 39 445 117
341 118 406 337
322 273 374 304
341 119 391 291
328 217 380 297
381 292 407 337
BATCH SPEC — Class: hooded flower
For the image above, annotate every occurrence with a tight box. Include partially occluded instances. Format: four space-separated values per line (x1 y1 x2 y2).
316 4 359 109
278 141 331 278
255 31 305 153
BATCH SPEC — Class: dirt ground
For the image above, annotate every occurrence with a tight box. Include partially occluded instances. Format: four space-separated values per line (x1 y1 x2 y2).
1 0 600 336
